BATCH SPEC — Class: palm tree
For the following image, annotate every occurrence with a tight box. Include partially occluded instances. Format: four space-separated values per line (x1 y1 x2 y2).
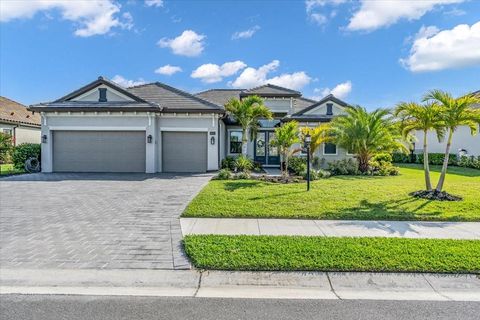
330 105 408 173
394 101 445 191
423 90 480 192
270 121 300 177
225 96 273 156
300 124 332 161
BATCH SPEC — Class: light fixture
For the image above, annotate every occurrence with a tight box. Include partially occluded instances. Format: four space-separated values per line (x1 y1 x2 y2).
147 135 152 143
210 136 215 145
41 134 47 143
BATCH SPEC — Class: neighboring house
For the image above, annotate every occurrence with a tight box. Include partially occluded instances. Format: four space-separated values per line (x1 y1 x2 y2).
30 76 351 173
0 96 41 145
414 90 480 156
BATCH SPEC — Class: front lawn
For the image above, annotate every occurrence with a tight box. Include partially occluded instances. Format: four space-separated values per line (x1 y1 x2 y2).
0 163 24 175
184 235 480 273
183 164 480 221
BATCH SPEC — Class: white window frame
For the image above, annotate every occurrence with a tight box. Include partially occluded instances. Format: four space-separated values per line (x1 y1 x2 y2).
323 142 338 155
2 129 12 135
228 129 243 155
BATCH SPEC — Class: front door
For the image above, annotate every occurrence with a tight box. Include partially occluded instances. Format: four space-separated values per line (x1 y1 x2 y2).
254 131 280 166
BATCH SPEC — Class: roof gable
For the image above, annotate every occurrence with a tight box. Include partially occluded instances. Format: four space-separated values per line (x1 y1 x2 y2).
240 84 301 97
0 96 40 126
55 76 148 103
292 94 349 116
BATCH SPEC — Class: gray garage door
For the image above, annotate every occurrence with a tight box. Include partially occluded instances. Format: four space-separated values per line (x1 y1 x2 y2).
53 131 146 172
162 132 207 173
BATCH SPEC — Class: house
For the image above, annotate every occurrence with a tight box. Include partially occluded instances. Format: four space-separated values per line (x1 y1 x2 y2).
0 96 41 145
414 90 480 156
29 76 351 173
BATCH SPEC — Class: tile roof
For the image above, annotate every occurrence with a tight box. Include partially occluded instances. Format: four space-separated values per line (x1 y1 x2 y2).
195 89 244 107
128 82 224 113
0 96 40 126
29 102 160 113
240 84 301 97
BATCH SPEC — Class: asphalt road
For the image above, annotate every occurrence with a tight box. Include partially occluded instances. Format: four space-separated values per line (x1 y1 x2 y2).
1 295 480 320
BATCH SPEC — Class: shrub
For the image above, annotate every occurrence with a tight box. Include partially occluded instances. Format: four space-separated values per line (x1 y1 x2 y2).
221 156 236 171
253 161 263 172
235 171 251 180
328 159 359 176
12 143 41 170
216 169 232 180
416 153 457 166
372 153 392 163
458 155 480 170
392 152 413 163
0 132 13 164
235 155 254 172
369 153 399 176
288 157 307 175
301 168 332 180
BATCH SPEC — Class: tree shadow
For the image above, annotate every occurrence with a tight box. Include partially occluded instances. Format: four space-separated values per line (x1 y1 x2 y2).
223 181 262 191
398 163 480 177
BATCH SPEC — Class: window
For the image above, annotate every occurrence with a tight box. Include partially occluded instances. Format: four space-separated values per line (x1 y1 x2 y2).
98 88 107 102
2 129 12 136
326 103 333 115
229 131 242 154
324 143 337 155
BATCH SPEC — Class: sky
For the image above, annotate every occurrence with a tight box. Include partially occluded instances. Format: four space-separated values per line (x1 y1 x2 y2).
1 0 479 108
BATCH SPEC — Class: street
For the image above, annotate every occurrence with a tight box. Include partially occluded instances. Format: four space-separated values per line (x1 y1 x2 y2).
1 295 479 320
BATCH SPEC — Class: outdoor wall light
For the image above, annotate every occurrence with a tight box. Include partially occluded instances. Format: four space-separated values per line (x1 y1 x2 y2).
147 134 153 143
41 134 47 143
210 136 215 145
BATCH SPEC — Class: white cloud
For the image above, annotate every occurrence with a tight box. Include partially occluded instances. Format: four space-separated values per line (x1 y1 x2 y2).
145 0 164 7
0 0 133 37
401 21 480 72
155 65 182 76
347 0 464 32
230 60 312 90
158 30 206 57
111 75 146 88
318 81 352 99
231 25 260 40
191 61 247 83
305 0 347 25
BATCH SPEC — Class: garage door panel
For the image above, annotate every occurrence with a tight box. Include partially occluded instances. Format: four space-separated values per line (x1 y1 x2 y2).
53 131 146 172
162 132 207 173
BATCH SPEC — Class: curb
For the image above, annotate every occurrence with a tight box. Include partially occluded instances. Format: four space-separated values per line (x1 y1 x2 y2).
1 269 479 301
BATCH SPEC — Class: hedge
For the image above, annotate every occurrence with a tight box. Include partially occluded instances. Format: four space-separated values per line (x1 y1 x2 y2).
12 143 41 170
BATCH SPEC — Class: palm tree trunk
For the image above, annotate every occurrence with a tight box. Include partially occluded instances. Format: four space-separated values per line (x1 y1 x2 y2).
358 154 369 173
435 129 453 192
241 128 248 156
423 130 432 191
284 151 289 178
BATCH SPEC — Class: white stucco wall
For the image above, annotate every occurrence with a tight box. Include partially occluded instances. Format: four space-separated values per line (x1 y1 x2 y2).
0 122 40 145
304 101 346 116
71 85 133 102
415 126 480 156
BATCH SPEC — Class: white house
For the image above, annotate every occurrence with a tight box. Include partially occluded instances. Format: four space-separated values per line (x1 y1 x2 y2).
1 96 41 145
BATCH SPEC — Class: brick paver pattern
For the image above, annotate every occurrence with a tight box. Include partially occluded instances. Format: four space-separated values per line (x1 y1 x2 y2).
0 173 211 270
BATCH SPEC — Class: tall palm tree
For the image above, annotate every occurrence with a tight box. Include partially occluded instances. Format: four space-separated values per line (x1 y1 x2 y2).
423 90 480 192
225 96 273 156
394 102 445 191
331 105 408 173
270 121 300 177
300 124 332 160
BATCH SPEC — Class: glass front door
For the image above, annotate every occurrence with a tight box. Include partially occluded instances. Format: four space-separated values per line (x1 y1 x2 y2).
254 131 280 166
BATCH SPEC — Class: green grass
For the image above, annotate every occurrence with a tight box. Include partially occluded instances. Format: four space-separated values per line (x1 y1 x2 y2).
184 235 480 273
183 164 480 221
0 163 24 175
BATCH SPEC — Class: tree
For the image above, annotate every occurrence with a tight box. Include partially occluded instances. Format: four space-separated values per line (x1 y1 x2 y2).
225 96 273 156
270 121 300 177
330 105 408 173
0 132 13 164
300 124 332 161
394 101 445 190
423 90 480 192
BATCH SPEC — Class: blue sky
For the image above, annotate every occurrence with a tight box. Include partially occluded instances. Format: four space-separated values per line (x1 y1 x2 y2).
1 0 479 108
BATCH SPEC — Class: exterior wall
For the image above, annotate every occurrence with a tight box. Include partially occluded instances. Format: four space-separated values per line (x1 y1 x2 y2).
0 121 40 145
225 125 255 159
263 98 293 114
40 112 155 173
304 101 346 116
157 113 220 171
415 126 480 156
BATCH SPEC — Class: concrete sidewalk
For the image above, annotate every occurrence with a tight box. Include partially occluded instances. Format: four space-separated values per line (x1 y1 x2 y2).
1 269 479 301
181 218 480 239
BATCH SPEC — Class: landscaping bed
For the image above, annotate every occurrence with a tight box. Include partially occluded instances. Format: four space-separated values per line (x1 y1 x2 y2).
183 164 480 221
184 235 480 273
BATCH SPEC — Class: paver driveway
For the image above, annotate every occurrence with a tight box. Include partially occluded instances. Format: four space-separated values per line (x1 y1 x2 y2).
0 173 212 270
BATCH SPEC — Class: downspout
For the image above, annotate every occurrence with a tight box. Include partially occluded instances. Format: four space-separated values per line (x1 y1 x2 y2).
13 124 19 146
